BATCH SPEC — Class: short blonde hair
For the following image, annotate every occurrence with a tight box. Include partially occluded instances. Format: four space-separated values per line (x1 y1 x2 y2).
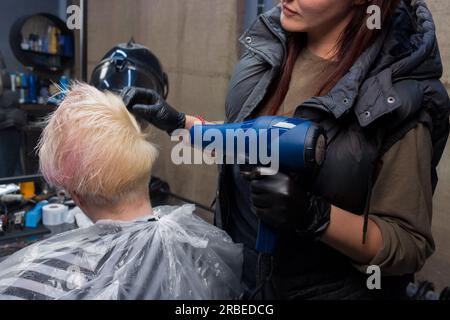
38 82 158 207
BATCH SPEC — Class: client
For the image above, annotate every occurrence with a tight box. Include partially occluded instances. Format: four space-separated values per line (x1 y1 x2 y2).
0 83 243 300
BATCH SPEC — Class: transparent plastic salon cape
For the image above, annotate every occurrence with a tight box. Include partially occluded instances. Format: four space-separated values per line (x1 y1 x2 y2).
0 205 243 300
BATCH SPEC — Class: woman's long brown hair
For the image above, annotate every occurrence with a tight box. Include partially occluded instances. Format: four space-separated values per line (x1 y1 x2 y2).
267 0 401 116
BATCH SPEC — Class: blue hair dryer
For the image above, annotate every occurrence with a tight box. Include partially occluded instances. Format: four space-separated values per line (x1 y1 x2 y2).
190 116 327 254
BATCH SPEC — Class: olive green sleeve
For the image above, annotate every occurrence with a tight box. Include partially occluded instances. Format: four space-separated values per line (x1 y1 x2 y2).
352 123 435 276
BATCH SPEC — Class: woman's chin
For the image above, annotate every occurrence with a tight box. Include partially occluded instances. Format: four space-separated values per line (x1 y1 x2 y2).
280 15 308 32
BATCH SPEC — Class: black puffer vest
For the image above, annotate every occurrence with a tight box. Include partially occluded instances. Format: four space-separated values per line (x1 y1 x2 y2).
216 0 450 299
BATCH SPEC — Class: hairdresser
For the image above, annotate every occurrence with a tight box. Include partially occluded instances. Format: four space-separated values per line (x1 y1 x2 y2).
122 0 450 299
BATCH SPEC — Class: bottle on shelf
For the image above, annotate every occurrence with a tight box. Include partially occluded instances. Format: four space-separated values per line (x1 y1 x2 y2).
42 34 48 54
37 37 43 52
58 34 65 56
10 73 16 92
39 85 49 104
46 26 53 53
63 34 74 57
19 73 27 104
20 38 30 50
49 26 60 55
15 73 21 92
27 70 37 104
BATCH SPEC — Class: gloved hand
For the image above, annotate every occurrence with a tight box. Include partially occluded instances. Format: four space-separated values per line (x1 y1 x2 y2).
120 86 186 135
249 170 331 238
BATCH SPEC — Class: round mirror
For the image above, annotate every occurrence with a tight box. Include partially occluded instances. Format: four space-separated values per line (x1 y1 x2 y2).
9 13 75 73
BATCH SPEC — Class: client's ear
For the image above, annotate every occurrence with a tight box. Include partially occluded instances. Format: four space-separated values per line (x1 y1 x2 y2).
71 191 85 209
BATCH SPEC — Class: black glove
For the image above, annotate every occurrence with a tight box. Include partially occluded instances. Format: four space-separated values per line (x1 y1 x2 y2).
120 86 186 135
249 169 331 239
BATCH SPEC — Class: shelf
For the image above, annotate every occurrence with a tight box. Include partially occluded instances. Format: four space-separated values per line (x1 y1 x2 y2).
20 48 73 59
19 104 57 112
10 13 75 73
